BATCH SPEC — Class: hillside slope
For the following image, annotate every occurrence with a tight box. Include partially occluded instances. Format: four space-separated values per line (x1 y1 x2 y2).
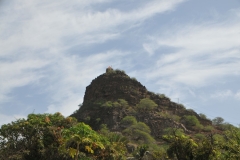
71 67 214 140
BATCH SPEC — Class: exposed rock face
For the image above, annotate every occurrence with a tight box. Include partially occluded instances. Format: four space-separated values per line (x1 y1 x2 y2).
71 68 212 138
83 69 148 106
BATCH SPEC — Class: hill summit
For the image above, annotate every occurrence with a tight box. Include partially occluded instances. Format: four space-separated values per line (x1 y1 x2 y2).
71 68 212 139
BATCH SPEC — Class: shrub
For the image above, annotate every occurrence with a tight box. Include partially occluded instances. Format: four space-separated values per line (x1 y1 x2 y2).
101 99 129 109
199 113 207 119
203 125 214 132
131 77 137 81
163 127 184 135
101 101 113 108
157 93 166 98
123 122 154 144
158 112 180 122
127 107 137 115
121 116 137 126
193 123 204 131
172 115 181 122
115 69 126 74
117 99 129 108
136 98 157 111
194 133 205 141
152 147 167 160
212 117 224 126
184 115 200 127
187 109 195 113
112 101 121 108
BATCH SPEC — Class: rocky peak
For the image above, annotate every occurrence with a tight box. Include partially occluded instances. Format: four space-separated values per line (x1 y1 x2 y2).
71 68 213 138
83 68 148 106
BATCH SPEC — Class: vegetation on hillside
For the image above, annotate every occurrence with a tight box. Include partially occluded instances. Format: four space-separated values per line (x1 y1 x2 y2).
0 112 239 160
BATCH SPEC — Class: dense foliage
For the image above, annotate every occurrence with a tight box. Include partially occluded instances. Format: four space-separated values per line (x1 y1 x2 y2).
1 112 240 160
0 113 127 160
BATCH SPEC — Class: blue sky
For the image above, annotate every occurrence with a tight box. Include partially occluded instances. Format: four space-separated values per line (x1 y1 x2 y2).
0 0 240 126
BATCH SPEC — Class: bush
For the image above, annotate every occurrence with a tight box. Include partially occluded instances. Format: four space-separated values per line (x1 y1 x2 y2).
136 98 157 111
157 93 166 99
112 101 121 108
212 117 224 126
194 133 205 141
163 127 184 136
101 101 113 108
126 107 137 115
158 112 181 122
203 125 214 132
114 69 126 75
199 113 207 119
101 99 129 109
184 115 200 127
117 99 129 108
193 123 204 131
121 116 137 126
131 77 137 81
152 148 167 160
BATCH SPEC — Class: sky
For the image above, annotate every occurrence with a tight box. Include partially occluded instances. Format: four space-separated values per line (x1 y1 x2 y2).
0 0 240 126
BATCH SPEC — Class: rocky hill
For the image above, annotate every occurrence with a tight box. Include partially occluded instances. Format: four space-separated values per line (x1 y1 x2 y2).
71 67 215 142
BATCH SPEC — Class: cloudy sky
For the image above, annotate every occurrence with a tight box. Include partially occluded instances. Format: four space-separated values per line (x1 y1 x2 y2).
1 0 240 126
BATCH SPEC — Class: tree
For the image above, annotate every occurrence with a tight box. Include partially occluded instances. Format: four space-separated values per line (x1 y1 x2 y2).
123 119 155 144
212 117 224 126
136 98 157 111
61 122 105 160
199 113 207 119
120 116 137 127
184 115 200 126
163 132 197 160
100 132 128 160
220 128 240 159
162 128 221 160
0 113 77 160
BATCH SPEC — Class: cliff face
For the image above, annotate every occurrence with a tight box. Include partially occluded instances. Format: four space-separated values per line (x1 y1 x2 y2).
71 68 212 138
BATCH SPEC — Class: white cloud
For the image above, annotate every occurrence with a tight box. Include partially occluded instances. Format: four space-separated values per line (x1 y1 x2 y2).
0 0 187 117
0 0 186 56
0 58 49 103
143 13 240 88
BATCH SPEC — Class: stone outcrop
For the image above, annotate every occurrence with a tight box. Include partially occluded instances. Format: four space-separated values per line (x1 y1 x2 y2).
71 68 213 139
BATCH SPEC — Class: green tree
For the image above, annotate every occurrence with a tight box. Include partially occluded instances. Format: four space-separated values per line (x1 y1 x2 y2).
123 120 155 144
61 122 105 160
0 113 77 160
136 98 157 111
199 113 207 119
212 117 224 126
163 129 221 160
99 124 128 160
184 115 200 126
220 127 240 159
163 133 197 160
120 116 137 127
